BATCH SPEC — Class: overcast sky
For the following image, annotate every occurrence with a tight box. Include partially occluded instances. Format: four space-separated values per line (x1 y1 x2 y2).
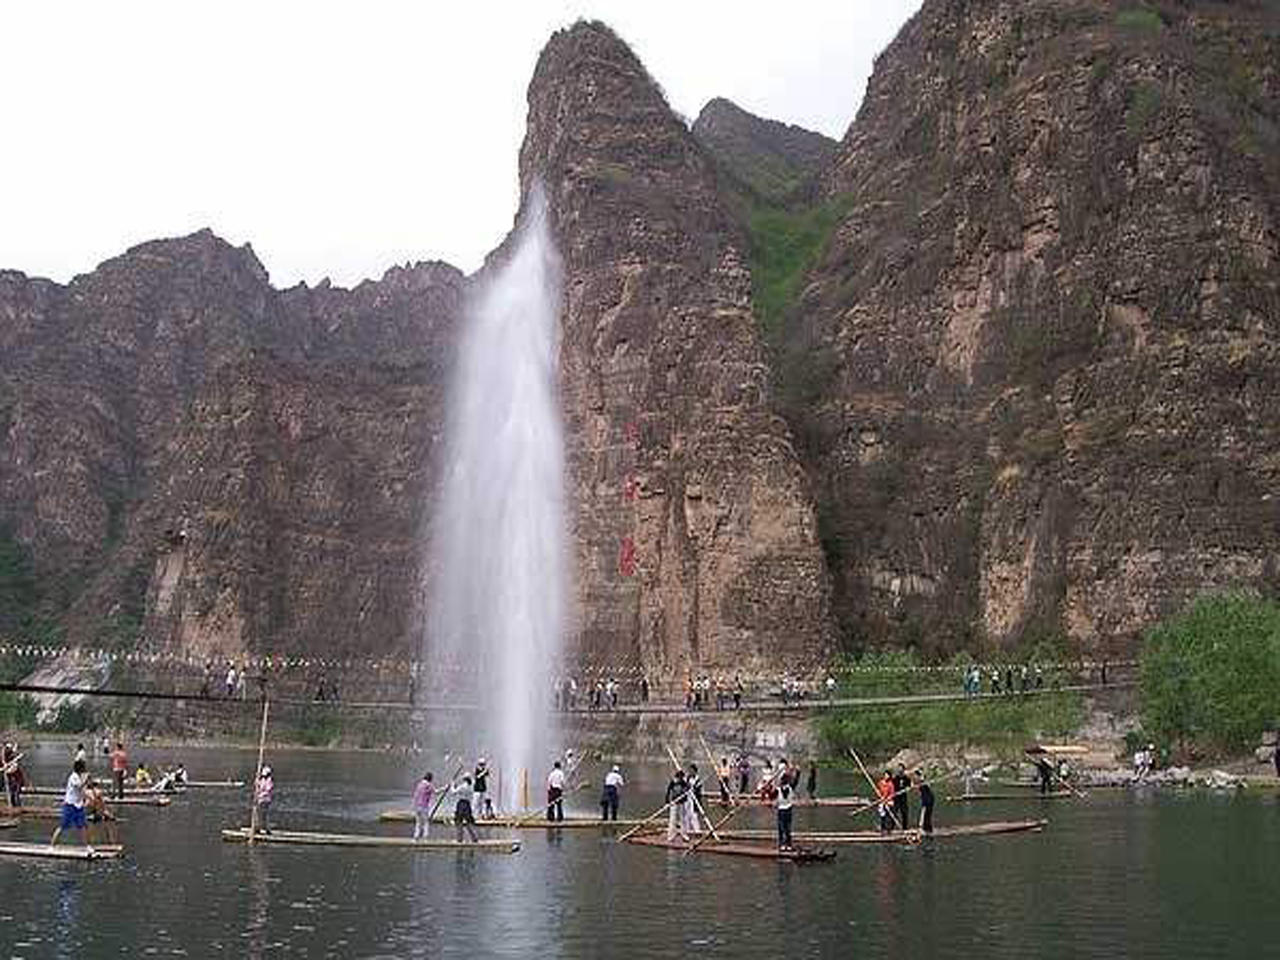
2 1 919 288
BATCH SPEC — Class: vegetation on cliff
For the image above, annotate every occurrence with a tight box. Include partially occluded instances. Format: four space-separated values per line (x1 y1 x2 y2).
816 649 1085 757
1140 592 1280 753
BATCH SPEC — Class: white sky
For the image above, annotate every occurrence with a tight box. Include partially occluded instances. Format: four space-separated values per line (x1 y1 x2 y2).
1 1 919 288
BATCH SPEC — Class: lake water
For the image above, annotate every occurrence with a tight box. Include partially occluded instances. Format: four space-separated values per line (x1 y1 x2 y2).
2 743 1277 958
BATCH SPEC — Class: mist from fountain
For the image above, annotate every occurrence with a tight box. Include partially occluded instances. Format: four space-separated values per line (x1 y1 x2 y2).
425 184 568 809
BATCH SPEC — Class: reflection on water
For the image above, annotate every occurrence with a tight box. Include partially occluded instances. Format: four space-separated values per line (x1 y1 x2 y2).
2 743 1278 959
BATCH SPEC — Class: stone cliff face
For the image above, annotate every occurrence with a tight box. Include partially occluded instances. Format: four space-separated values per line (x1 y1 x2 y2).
519 22 835 677
786 0 1280 653
0 232 463 661
3 4 1275 677
692 97 838 203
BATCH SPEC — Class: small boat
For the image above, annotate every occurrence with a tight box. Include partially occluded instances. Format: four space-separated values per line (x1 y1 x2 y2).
0 842 124 861
945 791 1075 802
624 832 835 863
717 819 1049 844
220 827 521 853
378 811 650 829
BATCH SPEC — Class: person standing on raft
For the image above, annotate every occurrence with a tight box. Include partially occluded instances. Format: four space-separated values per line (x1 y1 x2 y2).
473 758 493 819
546 760 566 822
892 765 911 831
412 772 435 840
1034 756 1054 795
451 774 480 842
876 771 895 833
665 769 690 842
684 764 704 836
254 766 274 833
776 771 795 851
49 758 90 848
916 773 935 835
806 761 818 801
601 765 624 821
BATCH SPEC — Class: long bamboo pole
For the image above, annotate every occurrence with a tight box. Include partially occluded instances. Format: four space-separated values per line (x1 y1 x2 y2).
617 796 679 842
248 697 270 844
428 762 467 822
847 747 903 832
698 733 734 804
1031 754 1089 799
665 743 720 842
844 767 962 823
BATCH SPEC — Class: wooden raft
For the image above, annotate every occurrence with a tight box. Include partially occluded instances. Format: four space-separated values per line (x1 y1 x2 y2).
709 795 870 809
27 788 178 804
945 791 1075 802
186 780 246 789
2 805 58 820
378 811 649 830
624 832 836 863
0 818 18 830
221 827 520 853
0 842 124 861
717 819 1049 845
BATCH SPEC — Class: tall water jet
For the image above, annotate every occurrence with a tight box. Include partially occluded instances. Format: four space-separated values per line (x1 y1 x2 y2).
425 185 568 806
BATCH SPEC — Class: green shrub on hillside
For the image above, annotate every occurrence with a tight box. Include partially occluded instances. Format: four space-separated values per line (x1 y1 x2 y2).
1140 592 1280 751
818 693 1085 760
747 197 852 337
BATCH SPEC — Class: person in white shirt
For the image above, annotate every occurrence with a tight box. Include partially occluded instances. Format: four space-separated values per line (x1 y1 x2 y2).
600 765 625 821
546 761 566 822
49 759 89 847
776 774 795 850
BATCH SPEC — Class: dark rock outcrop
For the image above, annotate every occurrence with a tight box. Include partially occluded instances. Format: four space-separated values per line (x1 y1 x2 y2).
787 0 1280 653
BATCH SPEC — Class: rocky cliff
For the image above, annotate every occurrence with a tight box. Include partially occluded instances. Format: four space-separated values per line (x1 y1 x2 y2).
692 96 838 204
2 4 1276 679
519 23 835 678
781 0 1280 654
0 233 463 662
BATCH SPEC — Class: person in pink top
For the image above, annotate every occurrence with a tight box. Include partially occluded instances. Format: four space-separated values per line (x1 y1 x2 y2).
109 742 128 800
254 766 274 833
412 772 435 840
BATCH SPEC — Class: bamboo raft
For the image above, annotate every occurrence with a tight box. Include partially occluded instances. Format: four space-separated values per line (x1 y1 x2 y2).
1 805 60 820
378 811 649 830
945 791 1075 802
27 787 181 802
187 780 246 789
221 827 521 853
709 795 871 809
624 832 836 863
0 842 124 861
717 819 1049 845
0 818 17 829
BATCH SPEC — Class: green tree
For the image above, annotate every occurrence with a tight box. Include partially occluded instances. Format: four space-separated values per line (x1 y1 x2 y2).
1140 592 1280 752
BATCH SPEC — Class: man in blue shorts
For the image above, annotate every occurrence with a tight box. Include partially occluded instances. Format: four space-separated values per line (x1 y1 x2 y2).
49 758 89 848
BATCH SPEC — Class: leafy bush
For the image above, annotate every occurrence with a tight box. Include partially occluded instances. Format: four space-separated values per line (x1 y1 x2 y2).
1140 592 1280 752
1115 8 1163 34
0 692 39 728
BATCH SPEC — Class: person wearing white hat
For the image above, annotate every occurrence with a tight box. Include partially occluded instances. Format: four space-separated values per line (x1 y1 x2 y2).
601 765 625 821
473 757 493 819
254 766 274 833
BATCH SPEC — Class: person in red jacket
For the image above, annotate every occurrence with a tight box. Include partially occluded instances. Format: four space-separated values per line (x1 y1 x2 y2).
877 771 896 833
